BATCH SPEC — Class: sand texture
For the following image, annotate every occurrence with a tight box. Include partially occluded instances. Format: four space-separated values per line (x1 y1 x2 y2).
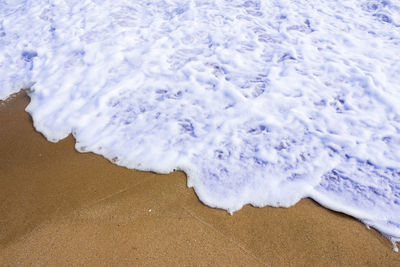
1 92 399 266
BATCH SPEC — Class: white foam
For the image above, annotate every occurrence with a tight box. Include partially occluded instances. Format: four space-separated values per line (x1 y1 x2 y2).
1 0 400 248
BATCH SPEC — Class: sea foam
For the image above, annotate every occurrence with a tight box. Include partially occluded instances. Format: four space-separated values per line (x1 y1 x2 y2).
1 0 399 249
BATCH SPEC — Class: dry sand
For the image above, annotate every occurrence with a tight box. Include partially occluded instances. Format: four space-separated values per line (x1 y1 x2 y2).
1 91 399 266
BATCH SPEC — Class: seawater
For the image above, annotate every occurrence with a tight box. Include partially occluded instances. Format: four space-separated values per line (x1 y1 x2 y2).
1 0 399 250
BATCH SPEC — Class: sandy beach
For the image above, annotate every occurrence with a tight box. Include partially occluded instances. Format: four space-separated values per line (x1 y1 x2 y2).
0 91 399 266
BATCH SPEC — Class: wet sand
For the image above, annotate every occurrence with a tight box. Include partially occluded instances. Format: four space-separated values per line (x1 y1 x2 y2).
1 92 399 266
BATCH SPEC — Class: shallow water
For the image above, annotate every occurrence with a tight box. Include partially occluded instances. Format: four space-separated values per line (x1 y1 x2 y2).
1 0 399 248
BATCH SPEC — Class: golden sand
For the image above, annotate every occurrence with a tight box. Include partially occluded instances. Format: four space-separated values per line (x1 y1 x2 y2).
1 92 399 266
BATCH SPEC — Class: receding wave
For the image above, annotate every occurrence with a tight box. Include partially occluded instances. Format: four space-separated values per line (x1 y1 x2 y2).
1 0 399 250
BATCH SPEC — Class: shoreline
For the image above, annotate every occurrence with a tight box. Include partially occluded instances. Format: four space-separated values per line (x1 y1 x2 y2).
1 92 399 266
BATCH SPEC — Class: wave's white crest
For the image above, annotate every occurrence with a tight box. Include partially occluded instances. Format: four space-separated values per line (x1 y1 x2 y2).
1 0 400 247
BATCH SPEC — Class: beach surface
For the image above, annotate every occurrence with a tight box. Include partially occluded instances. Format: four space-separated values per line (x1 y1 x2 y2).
1 92 399 266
